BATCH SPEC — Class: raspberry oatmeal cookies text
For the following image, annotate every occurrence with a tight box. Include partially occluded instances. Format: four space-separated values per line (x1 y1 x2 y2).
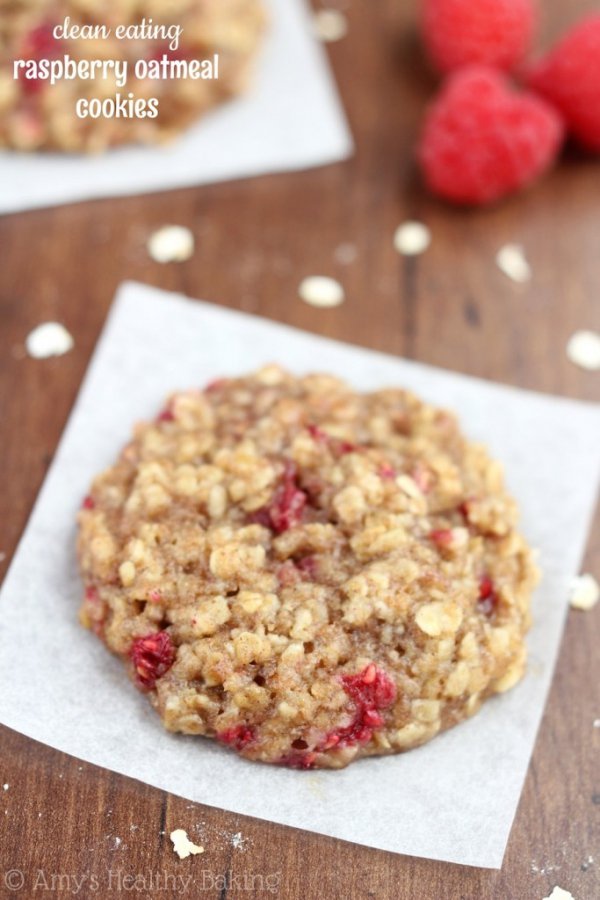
77 366 539 769
0 0 265 152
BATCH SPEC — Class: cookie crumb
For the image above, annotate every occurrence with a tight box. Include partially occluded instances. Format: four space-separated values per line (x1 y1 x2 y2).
298 276 345 308
313 9 348 42
147 226 194 264
393 221 431 257
543 888 575 900
496 243 532 283
170 829 204 859
566 330 600 371
26 322 74 359
569 574 599 611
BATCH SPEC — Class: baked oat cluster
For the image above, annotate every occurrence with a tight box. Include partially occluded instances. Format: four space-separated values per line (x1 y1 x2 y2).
0 0 265 152
77 366 539 769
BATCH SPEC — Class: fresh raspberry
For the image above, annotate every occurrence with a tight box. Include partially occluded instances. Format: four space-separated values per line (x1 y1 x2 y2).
418 67 564 205
131 631 176 689
422 0 538 74
19 23 62 96
526 14 600 152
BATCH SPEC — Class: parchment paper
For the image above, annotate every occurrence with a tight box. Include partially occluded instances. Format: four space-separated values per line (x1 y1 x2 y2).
0 281 598 869
0 0 352 214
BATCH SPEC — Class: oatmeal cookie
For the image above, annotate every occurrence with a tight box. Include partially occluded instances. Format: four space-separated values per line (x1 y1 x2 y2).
77 366 539 769
0 0 265 152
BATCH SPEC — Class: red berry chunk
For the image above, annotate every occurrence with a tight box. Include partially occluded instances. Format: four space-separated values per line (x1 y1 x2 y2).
265 461 307 533
20 23 62 95
478 575 498 615
82 495 95 510
131 631 176 689
157 406 175 422
322 664 396 750
217 724 255 751
430 528 454 548
418 66 564 205
378 463 396 479
526 14 600 152
422 0 538 74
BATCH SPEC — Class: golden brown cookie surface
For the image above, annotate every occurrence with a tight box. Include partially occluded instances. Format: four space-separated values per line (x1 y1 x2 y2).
78 366 539 769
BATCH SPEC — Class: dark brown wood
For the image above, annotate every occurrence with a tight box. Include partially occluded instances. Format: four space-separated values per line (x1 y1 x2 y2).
1 1 599 897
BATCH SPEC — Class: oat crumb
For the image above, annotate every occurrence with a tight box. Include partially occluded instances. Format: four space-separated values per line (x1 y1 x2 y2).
313 9 348 42
543 888 575 900
147 226 195 264
25 322 74 359
393 221 431 257
496 243 532 283
170 829 204 859
333 242 357 265
2 784 8 791
566 330 600 372
569 574 599 611
298 275 345 308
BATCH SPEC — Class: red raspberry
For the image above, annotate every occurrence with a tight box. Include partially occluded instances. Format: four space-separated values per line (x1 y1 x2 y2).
478 575 498 615
526 14 600 152
418 67 564 205
321 664 397 750
217 724 255 751
131 632 176 689
256 460 307 534
422 0 537 74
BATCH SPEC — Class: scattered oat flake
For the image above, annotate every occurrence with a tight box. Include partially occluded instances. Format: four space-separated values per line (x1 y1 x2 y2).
170 829 204 859
593 719 600 728
496 243 532 283
298 276 345 308
313 9 348 42
393 221 431 257
569 573 599 611
2 784 8 791
566 330 600 372
147 226 194 263
334 242 357 265
543 888 575 900
26 322 74 359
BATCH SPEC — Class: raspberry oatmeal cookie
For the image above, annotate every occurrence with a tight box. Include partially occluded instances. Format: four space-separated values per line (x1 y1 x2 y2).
0 0 265 152
78 366 539 769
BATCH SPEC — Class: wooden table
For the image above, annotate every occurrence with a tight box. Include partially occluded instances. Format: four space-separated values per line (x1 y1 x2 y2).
1 1 598 897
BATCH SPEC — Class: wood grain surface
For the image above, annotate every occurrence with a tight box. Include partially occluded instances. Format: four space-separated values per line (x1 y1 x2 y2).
1 1 599 897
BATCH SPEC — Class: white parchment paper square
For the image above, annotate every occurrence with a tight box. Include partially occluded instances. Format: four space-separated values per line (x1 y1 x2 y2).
0 282 598 869
0 0 352 214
